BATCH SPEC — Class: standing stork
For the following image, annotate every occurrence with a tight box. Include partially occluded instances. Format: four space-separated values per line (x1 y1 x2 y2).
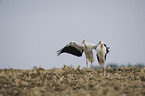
57 39 100 69
96 41 110 68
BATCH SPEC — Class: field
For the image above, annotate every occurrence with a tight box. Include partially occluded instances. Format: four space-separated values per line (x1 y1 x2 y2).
0 65 145 96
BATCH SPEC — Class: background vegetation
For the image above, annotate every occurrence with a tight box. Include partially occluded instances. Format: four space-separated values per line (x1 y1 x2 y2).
0 64 145 96
93 63 145 69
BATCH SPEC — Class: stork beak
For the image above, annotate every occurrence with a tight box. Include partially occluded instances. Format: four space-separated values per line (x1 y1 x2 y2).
82 39 85 45
82 41 84 45
99 41 101 44
96 41 101 47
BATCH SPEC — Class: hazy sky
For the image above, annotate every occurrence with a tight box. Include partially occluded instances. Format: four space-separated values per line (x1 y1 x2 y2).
0 0 145 69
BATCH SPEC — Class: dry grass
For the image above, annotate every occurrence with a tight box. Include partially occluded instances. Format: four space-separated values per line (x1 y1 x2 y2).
0 65 145 96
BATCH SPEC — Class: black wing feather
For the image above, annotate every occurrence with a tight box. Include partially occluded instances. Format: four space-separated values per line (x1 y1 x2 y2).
57 43 83 57
96 54 100 63
104 44 110 60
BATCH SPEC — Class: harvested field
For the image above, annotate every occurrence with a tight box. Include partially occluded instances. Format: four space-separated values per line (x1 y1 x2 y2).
0 66 145 96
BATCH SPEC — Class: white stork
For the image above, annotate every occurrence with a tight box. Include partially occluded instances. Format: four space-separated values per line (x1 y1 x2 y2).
57 39 100 69
96 41 110 68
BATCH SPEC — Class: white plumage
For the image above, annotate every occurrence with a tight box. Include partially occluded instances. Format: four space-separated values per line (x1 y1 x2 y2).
57 39 99 68
96 41 110 67
57 39 110 69
82 39 98 68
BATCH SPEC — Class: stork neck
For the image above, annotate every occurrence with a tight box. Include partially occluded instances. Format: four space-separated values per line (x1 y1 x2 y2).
83 41 87 48
101 44 103 48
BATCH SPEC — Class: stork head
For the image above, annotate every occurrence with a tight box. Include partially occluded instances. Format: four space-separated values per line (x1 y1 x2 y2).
82 38 86 45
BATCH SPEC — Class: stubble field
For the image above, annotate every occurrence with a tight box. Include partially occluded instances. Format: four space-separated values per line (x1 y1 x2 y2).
0 65 145 96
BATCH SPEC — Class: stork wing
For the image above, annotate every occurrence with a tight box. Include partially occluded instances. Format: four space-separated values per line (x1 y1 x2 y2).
57 42 84 57
104 44 110 60
104 44 110 54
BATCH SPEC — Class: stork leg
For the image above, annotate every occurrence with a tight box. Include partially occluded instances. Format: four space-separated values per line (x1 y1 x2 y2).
99 61 102 70
91 61 93 69
99 65 101 71
102 61 105 70
101 65 104 70
86 59 88 69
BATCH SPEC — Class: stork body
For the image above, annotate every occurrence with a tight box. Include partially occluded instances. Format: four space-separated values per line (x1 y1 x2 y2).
96 41 110 67
57 39 99 69
82 40 96 68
